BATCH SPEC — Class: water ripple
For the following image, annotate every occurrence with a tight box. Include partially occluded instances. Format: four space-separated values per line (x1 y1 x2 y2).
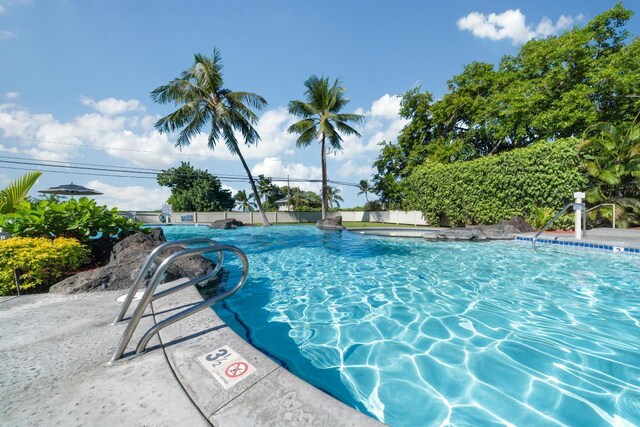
163 226 640 427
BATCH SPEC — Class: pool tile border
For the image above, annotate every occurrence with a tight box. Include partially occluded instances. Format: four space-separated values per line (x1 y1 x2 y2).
515 236 640 253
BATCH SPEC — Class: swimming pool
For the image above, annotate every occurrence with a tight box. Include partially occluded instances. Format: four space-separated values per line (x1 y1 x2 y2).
162 225 640 426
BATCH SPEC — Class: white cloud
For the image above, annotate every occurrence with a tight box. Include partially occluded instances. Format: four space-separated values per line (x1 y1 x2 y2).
222 184 238 196
332 93 408 162
0 103 179 166
0 172 9 186
457 9 579 45
251 157 322 192
86 180 171 211
80 97 145 115
0 30 15 40
370 94 402 120
337 160 373 180
4 92 19 100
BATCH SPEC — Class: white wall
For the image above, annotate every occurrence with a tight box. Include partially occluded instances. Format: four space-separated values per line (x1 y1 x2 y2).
124 210 429 226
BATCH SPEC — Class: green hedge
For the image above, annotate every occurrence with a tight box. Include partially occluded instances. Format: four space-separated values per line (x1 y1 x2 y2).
405 138 588 226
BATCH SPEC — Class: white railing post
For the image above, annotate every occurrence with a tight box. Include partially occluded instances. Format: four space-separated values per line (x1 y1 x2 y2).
574 192 585 240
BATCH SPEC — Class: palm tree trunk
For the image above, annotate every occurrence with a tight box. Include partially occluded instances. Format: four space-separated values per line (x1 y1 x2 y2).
236 149 271 226
321 134 328 220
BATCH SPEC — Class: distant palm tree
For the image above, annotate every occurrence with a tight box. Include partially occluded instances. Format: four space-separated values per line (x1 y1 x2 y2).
151 49 271 225
288 75 364 219
325 186 344 208
234 190 256 212
0 171 42 214
357 179 371 202
257 174 275 204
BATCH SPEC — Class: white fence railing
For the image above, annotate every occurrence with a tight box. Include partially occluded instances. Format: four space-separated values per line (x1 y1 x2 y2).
124 210 430 226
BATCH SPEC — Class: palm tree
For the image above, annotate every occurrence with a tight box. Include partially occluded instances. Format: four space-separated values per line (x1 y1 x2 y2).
0 171 43 214
579 119 640 226
287 75 364 219
357 179 371 202
257 174 275 204
234 190 256 212
325 185 344 208
151 49 271 225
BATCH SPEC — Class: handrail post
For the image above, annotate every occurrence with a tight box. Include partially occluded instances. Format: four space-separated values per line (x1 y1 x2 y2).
109 244 248 364
532 202 573 250
613 204 616 229
112 238 221 324
574 192 585 240
134 245 249 355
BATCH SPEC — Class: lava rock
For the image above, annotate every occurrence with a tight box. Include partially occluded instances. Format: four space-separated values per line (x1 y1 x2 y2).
210 218 243 229
500 216 535 233
475 224 518 240
423 222 526 242
316 215 345 230
50 228 215 294
424 227 486 241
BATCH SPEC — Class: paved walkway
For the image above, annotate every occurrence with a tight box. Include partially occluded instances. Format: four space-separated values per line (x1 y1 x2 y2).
519 227 640 251
0 284 380 426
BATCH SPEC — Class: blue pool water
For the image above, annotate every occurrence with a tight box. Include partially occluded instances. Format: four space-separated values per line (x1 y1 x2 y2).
162 225 640 426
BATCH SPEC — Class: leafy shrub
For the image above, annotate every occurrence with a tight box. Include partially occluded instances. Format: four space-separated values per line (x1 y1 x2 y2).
0 237 89 295
0 197 143 242
405 138 589 226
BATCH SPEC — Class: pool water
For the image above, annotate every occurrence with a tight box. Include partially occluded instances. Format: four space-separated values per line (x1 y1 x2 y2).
161 225 640 426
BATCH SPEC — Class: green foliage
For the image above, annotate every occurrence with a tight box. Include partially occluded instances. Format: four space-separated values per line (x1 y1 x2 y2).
357 180 372 202
0 237 89 295
0 197 143 242
372 4 639 205
291 188 321 211
578 119 640 226
363 200 384 211
157 162 234 212
234 190 256 212
288 75 364 217
151 49 270 224
530 207 556 230
0 171 43 214
405 139 588 226
324 186 344 208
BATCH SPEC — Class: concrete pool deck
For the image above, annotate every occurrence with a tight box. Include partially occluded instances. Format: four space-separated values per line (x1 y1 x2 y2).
517 227 640 252
347 226 446 238
0 283 381 426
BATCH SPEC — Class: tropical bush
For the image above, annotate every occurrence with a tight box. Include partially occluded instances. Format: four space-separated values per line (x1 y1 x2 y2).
0 197 143 242
405 138 588 226
578 120 640 227
0 237 89 295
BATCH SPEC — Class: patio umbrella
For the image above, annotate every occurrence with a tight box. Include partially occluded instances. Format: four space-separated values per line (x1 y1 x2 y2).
38 182 103 198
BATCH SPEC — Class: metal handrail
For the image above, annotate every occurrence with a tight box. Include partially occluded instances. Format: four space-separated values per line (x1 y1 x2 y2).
532 202 585 251
112 238 222 324
586 203 616 229
110 244 248 363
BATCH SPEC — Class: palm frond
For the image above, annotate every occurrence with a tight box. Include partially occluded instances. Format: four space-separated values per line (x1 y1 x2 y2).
0 171 43 214
288 100 317 118
335 120 362 138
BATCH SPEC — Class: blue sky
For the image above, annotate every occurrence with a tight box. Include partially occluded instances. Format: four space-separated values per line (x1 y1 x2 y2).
1 0 637 210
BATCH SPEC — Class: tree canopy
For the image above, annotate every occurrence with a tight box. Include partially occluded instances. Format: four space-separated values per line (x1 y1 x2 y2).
157 162 234 212
373 4 640 208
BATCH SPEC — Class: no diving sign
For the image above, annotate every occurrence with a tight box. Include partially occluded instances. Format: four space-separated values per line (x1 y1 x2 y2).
197 345 256 389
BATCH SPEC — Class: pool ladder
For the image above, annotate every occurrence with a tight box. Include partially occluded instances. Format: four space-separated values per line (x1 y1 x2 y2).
109 238 249 363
